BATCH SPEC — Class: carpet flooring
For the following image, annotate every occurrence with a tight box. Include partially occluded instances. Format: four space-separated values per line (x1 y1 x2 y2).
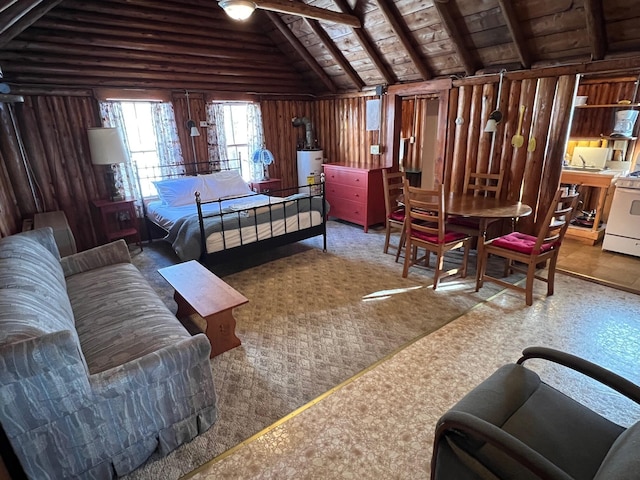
124 220 518 480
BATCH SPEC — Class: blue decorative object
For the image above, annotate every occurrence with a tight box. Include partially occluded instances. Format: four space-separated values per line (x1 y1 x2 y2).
251 145 275 180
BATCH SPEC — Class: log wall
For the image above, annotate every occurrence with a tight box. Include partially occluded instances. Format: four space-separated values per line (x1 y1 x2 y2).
0 72 628 247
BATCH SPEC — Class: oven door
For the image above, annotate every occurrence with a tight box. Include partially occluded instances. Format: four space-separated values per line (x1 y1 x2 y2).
606 187 640 238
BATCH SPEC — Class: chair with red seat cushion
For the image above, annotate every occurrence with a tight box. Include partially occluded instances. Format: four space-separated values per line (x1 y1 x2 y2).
402 181 471 289
476 188 579 305
382 169 407 262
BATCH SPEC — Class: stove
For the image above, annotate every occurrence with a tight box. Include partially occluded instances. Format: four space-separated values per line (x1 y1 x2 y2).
602 172 640 256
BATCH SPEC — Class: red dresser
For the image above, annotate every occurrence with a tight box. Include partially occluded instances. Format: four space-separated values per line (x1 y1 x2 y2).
323 163 386 233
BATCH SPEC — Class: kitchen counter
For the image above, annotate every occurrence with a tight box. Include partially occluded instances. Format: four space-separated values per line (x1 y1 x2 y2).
560 168 623 245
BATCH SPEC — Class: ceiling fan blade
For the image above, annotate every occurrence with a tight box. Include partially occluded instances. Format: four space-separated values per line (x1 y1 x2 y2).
256 0 361 27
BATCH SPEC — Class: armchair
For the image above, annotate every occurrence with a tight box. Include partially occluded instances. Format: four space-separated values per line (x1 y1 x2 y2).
431 346 640 479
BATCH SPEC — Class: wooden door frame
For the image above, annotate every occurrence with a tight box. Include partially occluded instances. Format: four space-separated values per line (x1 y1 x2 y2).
383 79 452 184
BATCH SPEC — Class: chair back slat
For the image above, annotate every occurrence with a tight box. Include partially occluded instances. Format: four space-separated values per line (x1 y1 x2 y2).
534 189 580 252
403 181 445 242
463 171 504 198
383 170 406 218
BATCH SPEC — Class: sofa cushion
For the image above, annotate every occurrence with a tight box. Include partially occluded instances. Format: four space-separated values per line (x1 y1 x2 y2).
67 263 192 374
0 230 77 346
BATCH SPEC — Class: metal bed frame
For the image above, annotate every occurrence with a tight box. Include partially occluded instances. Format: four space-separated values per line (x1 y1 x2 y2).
134 160 327 265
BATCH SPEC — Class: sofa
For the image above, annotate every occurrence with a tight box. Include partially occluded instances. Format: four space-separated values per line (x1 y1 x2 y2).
0 228 217 479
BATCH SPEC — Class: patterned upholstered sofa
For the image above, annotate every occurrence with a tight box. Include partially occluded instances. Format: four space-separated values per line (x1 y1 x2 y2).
0 228 217 479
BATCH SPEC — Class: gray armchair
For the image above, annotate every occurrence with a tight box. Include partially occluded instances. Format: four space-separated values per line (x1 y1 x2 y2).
431 347 640 480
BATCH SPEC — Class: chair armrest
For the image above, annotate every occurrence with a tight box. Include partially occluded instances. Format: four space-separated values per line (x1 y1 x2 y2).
434 410 574 480
60 239 131 277
517 346 640 405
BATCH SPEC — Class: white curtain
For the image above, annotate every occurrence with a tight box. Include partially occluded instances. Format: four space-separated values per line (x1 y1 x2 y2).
99 102 140 210
206 103 226 171
99 101 184 212
151 102 185 175
206 102 265 180
247 103 265 181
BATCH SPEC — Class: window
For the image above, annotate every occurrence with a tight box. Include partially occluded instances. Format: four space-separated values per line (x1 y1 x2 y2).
222 103 252 181
211 102 264 182
120 102 160 197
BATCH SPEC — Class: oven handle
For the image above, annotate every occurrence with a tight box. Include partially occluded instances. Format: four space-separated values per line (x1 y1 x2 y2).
615 187 640 193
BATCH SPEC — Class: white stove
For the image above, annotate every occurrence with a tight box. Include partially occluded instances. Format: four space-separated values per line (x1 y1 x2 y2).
602 172 640 256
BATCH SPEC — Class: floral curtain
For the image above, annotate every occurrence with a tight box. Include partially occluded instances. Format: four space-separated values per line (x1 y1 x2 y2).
98 102 140 209
99 101 184 213
206 103 225 172
151 102 185 175
247 103 265 181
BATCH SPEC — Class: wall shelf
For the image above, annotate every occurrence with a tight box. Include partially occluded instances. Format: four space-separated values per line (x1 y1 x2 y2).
575 104 640 109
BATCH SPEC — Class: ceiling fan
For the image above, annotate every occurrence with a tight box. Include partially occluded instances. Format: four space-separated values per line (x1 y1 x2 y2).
218 0 361 27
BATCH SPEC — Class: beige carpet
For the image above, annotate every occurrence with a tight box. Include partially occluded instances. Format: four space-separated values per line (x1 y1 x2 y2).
125 220 518 479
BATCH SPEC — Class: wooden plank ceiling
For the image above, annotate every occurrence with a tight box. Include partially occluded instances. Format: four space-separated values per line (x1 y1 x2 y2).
1 0 640 96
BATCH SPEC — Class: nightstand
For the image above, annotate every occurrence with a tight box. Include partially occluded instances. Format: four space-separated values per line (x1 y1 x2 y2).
249 178 282 195
91 199 142 250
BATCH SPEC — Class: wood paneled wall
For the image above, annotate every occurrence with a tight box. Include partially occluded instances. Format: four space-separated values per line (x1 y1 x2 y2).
0 95 103 250
260 96 383 190
0 72 619 249
445 74 577 234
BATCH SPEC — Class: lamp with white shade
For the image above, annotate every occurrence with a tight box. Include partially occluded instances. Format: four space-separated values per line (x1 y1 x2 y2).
88 127 129 202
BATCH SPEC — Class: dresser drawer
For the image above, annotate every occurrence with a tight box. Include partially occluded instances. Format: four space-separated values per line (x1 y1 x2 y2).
328 198 367 225
324 167 367 188
326 184 367 204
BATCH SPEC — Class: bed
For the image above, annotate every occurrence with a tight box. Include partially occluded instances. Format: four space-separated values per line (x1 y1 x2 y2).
136 161 327 264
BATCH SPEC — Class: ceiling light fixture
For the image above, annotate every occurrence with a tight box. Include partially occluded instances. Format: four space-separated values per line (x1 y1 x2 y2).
219 0 256 21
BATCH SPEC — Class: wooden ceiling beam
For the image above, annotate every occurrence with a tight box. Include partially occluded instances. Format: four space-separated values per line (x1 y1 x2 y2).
256 0 360 28
497 0 532 69
332 0 396 86
9 74 309 93
2 43 294 72
433 0 476 76
5 63 306 88
266 11 337 93
374 0 431 81
0 52 303 81
0 0 63 49
304 18 364 91
9 32 288 64
583 0 607 61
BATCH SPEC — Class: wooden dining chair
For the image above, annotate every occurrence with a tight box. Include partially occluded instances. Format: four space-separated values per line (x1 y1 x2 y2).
447 170 505 234
448 170 506 275
463 170 504 197
402 181 472 289
476 188 580 305
382 169 406 262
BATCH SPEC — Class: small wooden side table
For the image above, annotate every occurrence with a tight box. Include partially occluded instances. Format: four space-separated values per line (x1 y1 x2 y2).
91 199 142 250
158 260 248 358
249 178 281 195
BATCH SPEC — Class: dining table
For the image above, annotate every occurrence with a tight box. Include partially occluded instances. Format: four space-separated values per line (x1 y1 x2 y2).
446 192 533 281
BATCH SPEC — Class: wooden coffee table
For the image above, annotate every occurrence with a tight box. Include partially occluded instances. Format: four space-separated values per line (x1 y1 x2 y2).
158 260 248 358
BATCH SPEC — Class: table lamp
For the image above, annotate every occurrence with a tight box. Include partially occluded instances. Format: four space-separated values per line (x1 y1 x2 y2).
88 127 129 201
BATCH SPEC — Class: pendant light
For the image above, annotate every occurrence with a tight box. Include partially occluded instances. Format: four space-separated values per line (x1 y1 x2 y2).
219 0 256 20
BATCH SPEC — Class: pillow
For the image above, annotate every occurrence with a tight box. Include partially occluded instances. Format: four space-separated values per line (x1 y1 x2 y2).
199 170 253 201
153 176 201 207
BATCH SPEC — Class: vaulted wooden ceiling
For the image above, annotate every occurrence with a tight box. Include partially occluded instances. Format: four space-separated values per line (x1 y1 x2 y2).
1 0 640 96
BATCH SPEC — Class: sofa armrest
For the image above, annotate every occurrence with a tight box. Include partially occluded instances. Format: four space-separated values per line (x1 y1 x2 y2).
90 333 212 393
0 330 92 438
61 239 131 277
